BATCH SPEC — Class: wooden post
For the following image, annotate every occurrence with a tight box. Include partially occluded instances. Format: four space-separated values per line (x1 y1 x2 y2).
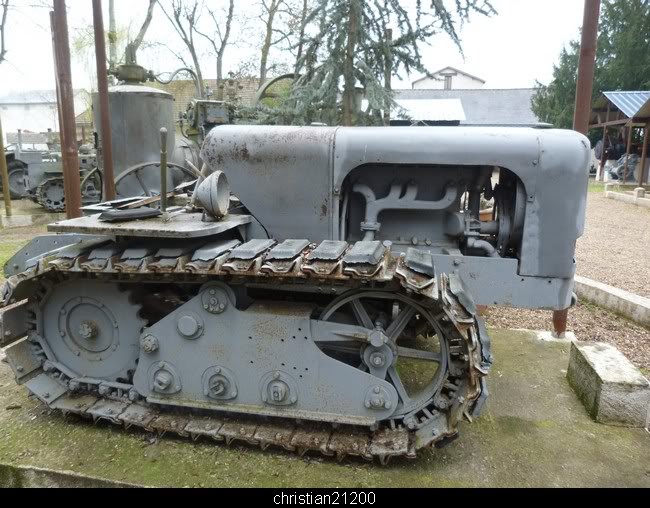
640 122 649 186
623 125 634 184
555 0 601 338
597 103 610 181
573 0 601 134
92 0 117 201
52 0 83 219
50 12 66 152
0 116 13 218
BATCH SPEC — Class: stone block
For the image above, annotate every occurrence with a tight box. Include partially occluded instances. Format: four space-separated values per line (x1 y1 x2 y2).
634 187 646 199
567 342 650 427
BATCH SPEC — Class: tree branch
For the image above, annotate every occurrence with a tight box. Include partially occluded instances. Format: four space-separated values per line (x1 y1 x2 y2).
0 0 9 65
130 0 157 57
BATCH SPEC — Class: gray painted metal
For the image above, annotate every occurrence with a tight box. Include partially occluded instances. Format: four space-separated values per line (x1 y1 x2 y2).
0 124 591 459
404 248 435 277
202 125 590 281
344 241 385 265
603 91 650 119
230 240 276 260
38 280 145 381
48 213 252 239
0 303 28 347
309 241 348 261
267 240 310 261
3 234 103 278
133 283 398 425
192 239 241 262
92 85 176 179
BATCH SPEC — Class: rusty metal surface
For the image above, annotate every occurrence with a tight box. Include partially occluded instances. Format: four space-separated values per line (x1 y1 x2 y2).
52 0 83 219
91 0 116 201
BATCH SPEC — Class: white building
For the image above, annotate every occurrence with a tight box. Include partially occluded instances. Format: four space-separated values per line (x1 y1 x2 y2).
412 66 486 90
0 89 90 144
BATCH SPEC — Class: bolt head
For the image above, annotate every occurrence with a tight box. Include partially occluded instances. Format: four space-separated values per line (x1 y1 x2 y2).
78 321 98 340
154 371 173 391
178 315 201 338
141 336 159 354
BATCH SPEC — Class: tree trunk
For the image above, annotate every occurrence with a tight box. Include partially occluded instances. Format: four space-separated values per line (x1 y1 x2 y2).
294 0 308 74
108 0 117 68
383 28 392 126
217 49 224 85
260 0 279 88
129 0 157 60
191 48 204 98
342 0 359 126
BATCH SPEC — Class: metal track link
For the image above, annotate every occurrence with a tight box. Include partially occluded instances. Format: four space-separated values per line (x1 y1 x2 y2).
48 391 414 463
2 237 490 463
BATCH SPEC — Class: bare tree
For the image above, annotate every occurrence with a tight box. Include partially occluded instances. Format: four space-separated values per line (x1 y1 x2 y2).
194 0 235 88
0 0 9 65
259 0 287 87
257 0 312 81
160 0 205 97
128 0 157 60
293 0 309 73
108 0 118 69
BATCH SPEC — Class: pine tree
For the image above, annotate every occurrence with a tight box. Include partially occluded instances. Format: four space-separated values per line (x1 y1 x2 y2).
532 0 650 129
277 0 495 126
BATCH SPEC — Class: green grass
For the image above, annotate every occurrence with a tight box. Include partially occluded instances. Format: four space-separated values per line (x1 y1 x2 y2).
0 240 27 281
588 180 605 193
0 226 48 279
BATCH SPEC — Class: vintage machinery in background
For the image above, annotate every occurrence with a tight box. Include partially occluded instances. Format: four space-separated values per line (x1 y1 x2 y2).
2 144 30 199
0 125 589 463
3 139 102 212
90 63 230 201
1 63 231 212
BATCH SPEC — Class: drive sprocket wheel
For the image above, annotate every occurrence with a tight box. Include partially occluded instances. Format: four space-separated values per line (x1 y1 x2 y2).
7 161 27 199
37 177 66 212
317 290 461 431
35 279 146 382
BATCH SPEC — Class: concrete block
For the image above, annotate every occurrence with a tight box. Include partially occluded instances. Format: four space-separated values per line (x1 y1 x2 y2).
605 190 650 209
634 187 646 199
567 342 650 428
575 275 650 328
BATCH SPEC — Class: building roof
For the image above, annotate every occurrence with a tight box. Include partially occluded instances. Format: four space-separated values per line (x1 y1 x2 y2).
394 88 540 126
412 66 486 86
394 98 466 122
602 91 650 119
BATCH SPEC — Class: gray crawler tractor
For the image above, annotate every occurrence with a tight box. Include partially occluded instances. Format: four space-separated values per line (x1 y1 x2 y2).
0 126 589 463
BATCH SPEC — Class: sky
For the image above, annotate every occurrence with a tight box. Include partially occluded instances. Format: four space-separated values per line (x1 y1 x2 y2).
0 0 588 96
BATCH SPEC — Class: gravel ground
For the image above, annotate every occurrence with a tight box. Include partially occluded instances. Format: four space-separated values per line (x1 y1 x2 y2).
485 303 650 372
576 192 650 298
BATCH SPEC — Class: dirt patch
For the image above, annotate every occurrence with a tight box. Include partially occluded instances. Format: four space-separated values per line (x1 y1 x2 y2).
484 302 650 371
